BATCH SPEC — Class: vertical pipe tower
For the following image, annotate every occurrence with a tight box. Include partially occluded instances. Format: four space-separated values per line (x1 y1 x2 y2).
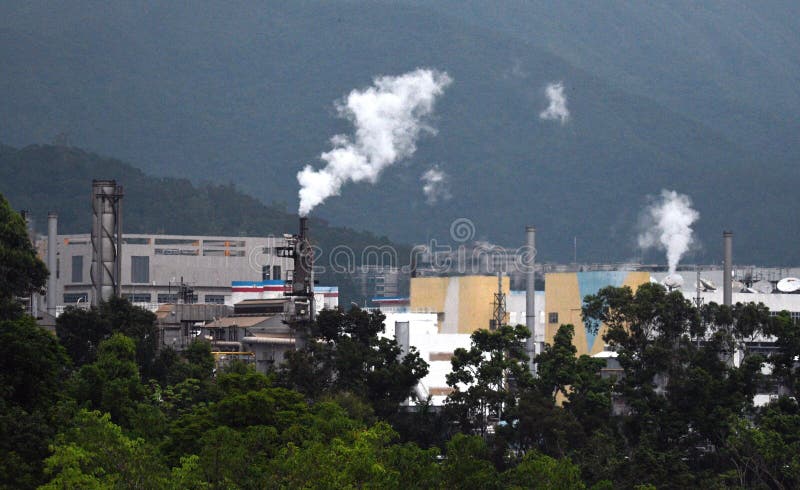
525 225 536 371
47 212 58 316
723 231 733 307
91 180 123 305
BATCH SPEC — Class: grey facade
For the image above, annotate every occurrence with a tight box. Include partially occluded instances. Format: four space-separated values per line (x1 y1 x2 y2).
48 233 293 311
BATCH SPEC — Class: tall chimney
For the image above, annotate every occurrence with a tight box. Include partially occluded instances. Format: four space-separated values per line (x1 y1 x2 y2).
47 212 58 316
723 231 733 306
91 180 123 305
525 226 536 372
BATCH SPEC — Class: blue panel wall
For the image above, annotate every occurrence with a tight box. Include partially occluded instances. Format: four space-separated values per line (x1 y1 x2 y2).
577 271 628 352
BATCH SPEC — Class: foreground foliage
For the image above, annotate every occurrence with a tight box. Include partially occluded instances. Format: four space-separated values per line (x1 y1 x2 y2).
1 195 799 488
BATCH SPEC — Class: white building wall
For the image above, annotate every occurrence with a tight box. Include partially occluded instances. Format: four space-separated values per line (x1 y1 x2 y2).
50 233 293 311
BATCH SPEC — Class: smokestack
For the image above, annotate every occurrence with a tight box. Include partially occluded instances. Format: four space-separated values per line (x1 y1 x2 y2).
47 212 58 316
293 217 314 317
525 226 536 372
91 180 123 305
723 231 733 306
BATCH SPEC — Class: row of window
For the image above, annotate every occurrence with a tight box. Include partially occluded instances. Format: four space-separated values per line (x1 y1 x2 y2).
69 254 285 285
64 293 226 304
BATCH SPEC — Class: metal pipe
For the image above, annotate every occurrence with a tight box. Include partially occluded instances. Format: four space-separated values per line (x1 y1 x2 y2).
115 186 123 298
47 212 58 316
91 180 122 305
525 226 536 372
242 336 296 345
723 231 733 306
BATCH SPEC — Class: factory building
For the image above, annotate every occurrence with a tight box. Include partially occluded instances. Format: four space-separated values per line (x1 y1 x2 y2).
44 233 292 313
545 269 800 358
545 271 652 356
377 274 545 405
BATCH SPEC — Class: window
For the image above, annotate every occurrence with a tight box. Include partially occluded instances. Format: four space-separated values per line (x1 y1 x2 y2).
262 265 270 280
63 292 88 303
203 249 245 257
204 240 245 248
123 293 152 303
131 256 149 283
71 255 83 283
155 238 198 246
123 237 151 245
272 265 282 281
205 295 226 304
548 312 559 324
157 293 178 304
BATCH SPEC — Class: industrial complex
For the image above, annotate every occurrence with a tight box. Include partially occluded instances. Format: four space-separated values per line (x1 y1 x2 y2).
22 180 800 408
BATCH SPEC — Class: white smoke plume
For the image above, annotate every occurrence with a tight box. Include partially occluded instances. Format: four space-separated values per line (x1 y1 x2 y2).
297 69 452 216
638 190 700 275
421 165 451 205
539 82 569 124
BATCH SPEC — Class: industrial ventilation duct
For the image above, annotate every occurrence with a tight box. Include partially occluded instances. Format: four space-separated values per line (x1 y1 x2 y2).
91 180 123 305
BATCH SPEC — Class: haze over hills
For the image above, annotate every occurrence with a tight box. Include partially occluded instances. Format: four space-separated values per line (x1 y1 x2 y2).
1 1 797 265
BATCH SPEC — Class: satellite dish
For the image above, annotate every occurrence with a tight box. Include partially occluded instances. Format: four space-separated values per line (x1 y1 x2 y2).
699 278 717 291
732 280 745 291
777 277 800 293
663 273 684 289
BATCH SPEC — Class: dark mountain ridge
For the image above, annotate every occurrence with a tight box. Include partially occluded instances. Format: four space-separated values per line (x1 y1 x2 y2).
0 1 796 265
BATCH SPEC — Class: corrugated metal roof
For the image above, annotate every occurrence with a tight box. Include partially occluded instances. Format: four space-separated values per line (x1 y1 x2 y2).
206 316 270 328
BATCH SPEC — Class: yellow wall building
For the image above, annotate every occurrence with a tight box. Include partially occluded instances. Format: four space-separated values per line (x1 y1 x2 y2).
544 271 650 356
410 275 510 334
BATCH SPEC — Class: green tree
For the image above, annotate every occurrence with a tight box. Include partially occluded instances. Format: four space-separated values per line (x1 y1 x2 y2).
279 307 429 418
764 310 800 398
0 193 48 320
440 433 500 489
445 324 533 437
0 313 72 489
70 334 147 428
40 409 168 489
502 451 586 489
582 283 763 487
56 296 158 373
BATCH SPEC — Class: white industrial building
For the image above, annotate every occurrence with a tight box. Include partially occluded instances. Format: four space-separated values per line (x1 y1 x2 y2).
42 233 292 314
377 288 545 406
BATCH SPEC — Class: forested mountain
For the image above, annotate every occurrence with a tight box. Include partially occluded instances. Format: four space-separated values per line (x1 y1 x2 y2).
1 1 797 264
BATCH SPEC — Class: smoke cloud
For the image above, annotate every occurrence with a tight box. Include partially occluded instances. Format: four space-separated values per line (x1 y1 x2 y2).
421 165 451 205
638 190 700 275
297 69 452 216
539 82 569 124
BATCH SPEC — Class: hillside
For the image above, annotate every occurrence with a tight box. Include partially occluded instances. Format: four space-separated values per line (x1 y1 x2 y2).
0 143 406 303
0 1 797 264
419 0 800 161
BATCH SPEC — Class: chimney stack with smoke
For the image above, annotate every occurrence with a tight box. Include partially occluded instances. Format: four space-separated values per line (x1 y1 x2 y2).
638 190 699 275
297 68 451 216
